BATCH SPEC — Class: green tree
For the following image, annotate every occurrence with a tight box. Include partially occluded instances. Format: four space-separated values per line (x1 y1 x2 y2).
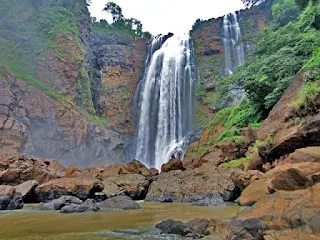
103 2 124 22
272 0 299 27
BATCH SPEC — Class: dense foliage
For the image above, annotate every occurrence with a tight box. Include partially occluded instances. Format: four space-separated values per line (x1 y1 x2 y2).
216 0 320 117
94 1 151 38
199 0 320 146
0 0 102 121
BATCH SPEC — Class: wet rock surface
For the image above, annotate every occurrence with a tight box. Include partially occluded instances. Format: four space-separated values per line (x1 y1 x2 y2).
39 195 83 211
0 185 24 210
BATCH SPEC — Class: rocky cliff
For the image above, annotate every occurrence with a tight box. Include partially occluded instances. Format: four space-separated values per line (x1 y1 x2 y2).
0 0 148 166
191 2 271 122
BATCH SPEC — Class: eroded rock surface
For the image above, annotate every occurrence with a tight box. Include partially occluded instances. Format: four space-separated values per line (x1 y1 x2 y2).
35 178 104 202
146 164 236 204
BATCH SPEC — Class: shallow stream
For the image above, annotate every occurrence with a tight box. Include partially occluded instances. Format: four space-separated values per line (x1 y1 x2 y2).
0 202 242 240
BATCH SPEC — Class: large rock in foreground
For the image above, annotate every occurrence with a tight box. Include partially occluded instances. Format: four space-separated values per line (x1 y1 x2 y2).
156 218 228 238
0 185 24 210
230 183 320 240
98 195 141 210
146 164 236 204
239 162 320 206
35 178 104 202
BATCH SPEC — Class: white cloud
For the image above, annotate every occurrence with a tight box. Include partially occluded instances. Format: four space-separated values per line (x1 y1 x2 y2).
89 0 245 35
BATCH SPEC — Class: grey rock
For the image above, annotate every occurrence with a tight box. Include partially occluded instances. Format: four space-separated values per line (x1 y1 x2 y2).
15 180 39 203
60 203 99 214
0 186 24 210
155 219 191 236
192 197 226 207
39 195 83 211
98 195 141 210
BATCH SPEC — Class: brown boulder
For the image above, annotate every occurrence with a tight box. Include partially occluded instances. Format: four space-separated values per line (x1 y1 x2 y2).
281 147 320 165
230 169 264 192
161 159 185 173
232 184 320 239
65 165 81 178
102 179 125 198
239 162 320 206
35 177 104 202
146 164 236 204
0 154 65 185
118 160 152 177
149 168 159 176
105 174 150 200
245 151 264 171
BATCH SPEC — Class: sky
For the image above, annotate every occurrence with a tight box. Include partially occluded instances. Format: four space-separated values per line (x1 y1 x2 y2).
89 0 245 35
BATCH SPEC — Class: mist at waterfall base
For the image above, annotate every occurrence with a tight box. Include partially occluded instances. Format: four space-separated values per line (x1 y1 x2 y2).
133 34 196 170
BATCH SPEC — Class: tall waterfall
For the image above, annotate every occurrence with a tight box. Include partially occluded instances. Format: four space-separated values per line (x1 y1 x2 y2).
222 12 245 75
134 34 196 170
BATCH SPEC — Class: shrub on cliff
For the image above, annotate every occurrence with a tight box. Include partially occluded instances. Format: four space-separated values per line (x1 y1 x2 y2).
216 0 320 116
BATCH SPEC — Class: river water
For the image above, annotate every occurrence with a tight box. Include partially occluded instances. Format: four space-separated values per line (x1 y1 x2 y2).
0 202 242 240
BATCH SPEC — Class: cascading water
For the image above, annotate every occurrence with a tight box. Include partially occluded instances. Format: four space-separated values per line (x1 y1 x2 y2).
134 34 196 170
222 12 246 102
222 12 245 75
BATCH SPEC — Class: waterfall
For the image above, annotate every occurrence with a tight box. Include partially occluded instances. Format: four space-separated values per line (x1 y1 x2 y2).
222 12 245 76
134 34 195 170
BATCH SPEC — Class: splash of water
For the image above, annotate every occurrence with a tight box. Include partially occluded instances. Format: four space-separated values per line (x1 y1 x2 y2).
134 34 195 169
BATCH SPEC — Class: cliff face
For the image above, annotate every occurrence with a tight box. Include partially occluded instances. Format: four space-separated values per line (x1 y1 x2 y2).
191 3 271 121
0 0 148 166
192 3 270 88
90 31 148 135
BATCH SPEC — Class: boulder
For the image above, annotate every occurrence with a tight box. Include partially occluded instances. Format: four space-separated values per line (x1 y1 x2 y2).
161 159 185 173
105 174 150 200
39 195 83 211
156 218 228 238
231 183 320 239
149 168 159 176
155 219 191 236
102 179 124 198
281 147 320 165
60 203 99 213
35 178 104 202
239 162 320 206
230 169 264 192
59 199 99 214
98 195 141 210
0 154 65 185
191 140 250 169
146 164 236 204
0 185 23 210
14 180 39 203
118 160 152 177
